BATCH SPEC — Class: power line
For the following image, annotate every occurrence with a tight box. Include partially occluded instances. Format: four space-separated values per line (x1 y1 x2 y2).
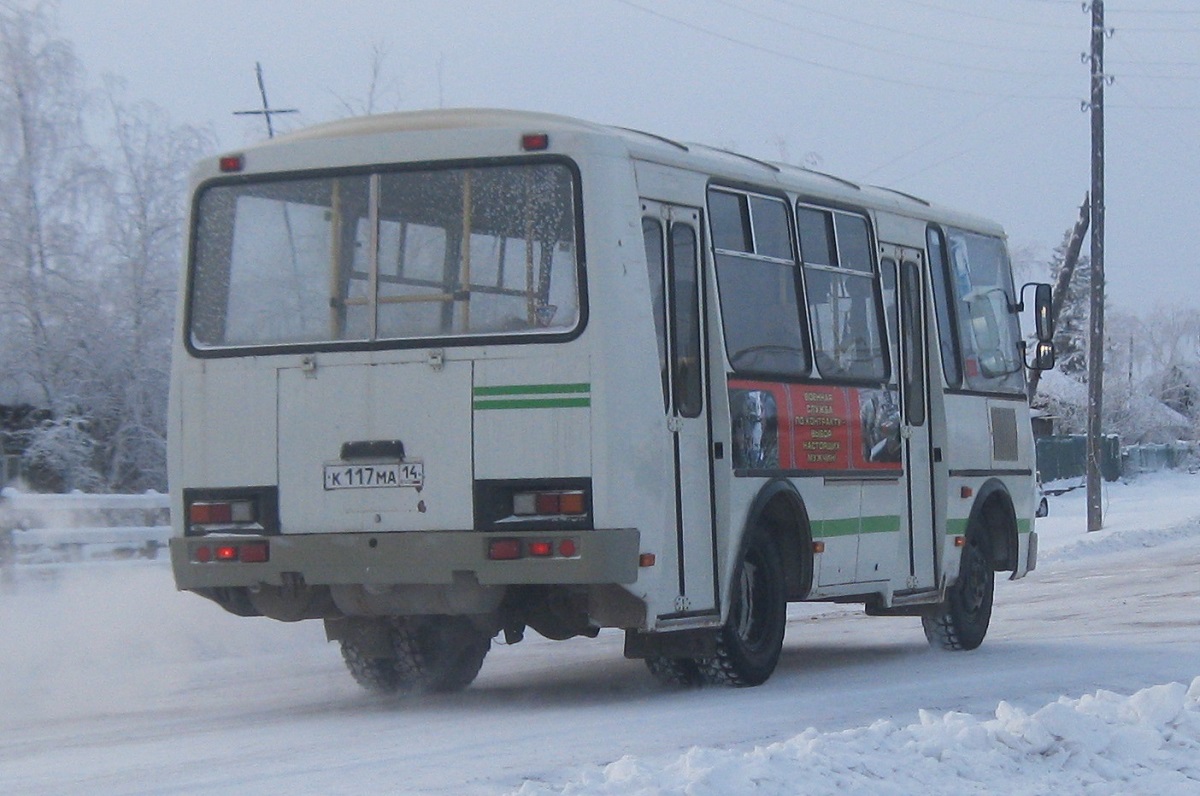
763 0 1070 56
886 0 1081 29
612 0 1078 101
714 0 1068 75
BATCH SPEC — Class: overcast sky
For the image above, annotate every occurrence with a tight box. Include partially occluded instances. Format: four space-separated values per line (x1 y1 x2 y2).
57 0 1200 311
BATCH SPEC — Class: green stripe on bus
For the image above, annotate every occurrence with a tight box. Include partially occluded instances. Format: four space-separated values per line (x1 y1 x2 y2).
1018 518 1032 534
815 518 860 538
860 515 901 534
473 397 591 410
946 519 969 536
473 383 591 397
814 515 899 539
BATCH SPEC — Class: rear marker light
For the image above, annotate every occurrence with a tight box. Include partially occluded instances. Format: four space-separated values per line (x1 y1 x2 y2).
194 542 269 563
189 499 255 526
559 539 578 558
812 541 826 554
190 502 231 525
239 542 270 563
489 539 522 561
528 541 553 557
521 133 549 151
513 490 588 517
534 493 559 516
954 536 967 548
219 154 244 172
558 491 586 515
639 553 656 568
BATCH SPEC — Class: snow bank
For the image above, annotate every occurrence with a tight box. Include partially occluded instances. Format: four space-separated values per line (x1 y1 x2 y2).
515 678 1200 795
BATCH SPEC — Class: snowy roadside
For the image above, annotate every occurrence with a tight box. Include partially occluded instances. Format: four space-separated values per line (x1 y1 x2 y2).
514 679 1200 795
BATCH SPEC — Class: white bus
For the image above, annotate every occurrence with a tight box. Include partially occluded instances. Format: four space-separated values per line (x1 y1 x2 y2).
169 109 1054 692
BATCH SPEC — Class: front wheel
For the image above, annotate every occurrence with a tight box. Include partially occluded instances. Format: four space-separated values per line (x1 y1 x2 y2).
922 536 994 651
703 525 787 687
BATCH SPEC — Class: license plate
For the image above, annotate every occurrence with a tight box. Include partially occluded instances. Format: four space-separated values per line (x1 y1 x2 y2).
323 461 423 490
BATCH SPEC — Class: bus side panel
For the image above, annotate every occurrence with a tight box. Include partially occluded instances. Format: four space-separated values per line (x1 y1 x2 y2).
473 356 592 481
178 360 278 490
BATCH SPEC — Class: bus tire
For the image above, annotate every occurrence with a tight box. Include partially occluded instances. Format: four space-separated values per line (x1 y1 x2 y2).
922 534 993 651
340 616 492 694
394 616 492 693
340 638 404 694
644 656 707 687
704 524 787 687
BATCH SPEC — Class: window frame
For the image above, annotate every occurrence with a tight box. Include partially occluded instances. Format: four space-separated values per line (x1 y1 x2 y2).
184 155 588 359
796 201 890 385
708 184 812 380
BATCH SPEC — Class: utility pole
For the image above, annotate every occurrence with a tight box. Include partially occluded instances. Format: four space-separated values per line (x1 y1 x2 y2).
1028 192 1089 402
1086 1 1107 532
233 62 298 139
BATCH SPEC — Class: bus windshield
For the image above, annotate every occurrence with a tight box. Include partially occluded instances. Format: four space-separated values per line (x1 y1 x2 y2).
189 161 580 350
937 227 1024 394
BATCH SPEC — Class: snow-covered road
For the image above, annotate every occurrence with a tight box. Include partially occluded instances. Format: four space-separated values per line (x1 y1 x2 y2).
3 473 1198 794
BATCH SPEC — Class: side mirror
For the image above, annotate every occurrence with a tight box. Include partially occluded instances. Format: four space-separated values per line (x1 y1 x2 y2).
1020 282 1054 342
1022 340 1055 371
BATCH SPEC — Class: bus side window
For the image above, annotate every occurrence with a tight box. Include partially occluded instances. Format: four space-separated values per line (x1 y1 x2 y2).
669 223 703 418
641 217 669 409
927 225 963 388
798 206 886 382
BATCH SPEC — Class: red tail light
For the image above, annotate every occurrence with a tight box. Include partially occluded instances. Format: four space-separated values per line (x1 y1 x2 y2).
488 539 522 560
192 541 269 563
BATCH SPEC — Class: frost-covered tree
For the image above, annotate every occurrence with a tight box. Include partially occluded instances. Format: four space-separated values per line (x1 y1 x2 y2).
0 1 104 490
86 82 211 491
1 3 211 492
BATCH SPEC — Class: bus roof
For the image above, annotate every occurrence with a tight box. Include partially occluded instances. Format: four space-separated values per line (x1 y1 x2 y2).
230 108 1005 237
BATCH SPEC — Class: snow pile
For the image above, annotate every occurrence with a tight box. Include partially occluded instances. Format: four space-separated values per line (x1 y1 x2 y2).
515 679 1200 795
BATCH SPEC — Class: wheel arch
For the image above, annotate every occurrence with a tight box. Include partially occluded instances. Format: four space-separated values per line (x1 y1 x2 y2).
967 478 1020 572
742 478 814 601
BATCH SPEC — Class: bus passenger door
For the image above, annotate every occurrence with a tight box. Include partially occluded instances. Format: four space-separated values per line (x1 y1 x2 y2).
641 201 718 616
883 250 937 590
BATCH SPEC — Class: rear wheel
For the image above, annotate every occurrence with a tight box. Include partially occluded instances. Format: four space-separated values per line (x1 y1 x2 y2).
703 525 787 687
922 535 994 651
644 656 707 687
339 616 492 694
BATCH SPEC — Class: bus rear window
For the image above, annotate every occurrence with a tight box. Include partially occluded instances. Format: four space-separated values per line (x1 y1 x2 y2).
189 162 580 350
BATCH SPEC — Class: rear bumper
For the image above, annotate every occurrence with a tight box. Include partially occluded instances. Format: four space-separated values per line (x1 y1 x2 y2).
170 528 641 590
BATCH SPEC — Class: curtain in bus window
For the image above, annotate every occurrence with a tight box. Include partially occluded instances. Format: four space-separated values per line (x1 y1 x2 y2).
192 175 371 347
944 229 1024 394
